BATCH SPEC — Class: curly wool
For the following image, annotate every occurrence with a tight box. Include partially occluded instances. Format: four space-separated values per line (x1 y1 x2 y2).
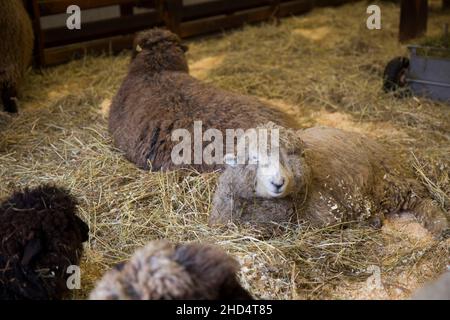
108 28 296 172
0 1 34 113
90 240 253 300
210 124 449 236
0 185 89 300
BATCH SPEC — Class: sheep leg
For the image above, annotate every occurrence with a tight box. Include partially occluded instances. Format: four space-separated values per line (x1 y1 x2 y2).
411 198 449 237
1 84 18 113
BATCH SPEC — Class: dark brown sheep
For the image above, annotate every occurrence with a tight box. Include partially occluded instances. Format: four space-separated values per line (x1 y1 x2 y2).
90 240 253 300
0 0 34 113
0 185 89 300
108 28 296 172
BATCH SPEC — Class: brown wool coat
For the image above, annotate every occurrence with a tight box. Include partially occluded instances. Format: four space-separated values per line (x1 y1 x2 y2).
210 125 449 236
109 29 296 172
0 0 34 113
90 240 253 300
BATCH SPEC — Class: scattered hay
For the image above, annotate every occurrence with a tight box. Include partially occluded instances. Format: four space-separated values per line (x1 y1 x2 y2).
292 26 331 42
312 110 409 140
412 153 449 210
98 98 112 119
0 1 448 299
189 54 225 80
418 32 450 50
0 112 12 130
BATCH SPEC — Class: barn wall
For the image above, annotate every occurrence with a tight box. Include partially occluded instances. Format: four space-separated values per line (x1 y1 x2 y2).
40 0 216 29
32 0 362 66
41 6 120 29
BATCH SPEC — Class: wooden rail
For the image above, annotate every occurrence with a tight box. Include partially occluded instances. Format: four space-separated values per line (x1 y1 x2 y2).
44 11 160 47
157 0 313 38
38 0 154 15
29 0 360 66
399 0 428 42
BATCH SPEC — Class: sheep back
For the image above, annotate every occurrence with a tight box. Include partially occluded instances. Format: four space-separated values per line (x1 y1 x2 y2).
210 125 446 233
0 1 34 112
109 29 295 172
299 127 415 223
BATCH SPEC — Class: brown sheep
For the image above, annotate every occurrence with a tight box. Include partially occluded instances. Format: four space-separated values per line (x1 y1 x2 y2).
0 0 34 113
108 28 296 172
210 123 449 236
90 240 253 300
0 184 89 300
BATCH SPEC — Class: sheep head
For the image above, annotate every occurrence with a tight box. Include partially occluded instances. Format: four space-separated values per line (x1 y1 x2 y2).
209 123 311 228
131 28 189 73
0 184 89 300
90 240 252 300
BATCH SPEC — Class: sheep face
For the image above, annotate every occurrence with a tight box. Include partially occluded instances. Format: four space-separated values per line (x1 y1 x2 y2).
224 148 295 199
210 124 311 227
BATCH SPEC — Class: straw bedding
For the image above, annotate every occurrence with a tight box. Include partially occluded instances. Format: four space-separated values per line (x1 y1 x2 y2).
0 1 448 299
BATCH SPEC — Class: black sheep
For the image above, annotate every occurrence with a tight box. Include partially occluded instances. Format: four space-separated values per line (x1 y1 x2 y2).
0 185 89 300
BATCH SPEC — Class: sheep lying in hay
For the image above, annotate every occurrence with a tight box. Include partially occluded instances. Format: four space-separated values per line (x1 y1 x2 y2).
210 123 449 236
411 272 450 300
90 240 253 300
0 0 34 113
108 28 296 172
0 185 89 300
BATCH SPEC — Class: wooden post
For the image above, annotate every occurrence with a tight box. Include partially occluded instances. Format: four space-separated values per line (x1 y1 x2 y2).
156 0 183 35
443 0 450 9
399 0 428 42
120 4 134 16
271 0 281 24
28 0 45 66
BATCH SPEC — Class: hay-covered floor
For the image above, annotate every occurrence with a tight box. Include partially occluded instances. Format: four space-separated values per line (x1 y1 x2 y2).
1 1 449 299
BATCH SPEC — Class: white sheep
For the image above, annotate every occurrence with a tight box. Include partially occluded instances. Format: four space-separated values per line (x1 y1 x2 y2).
210 123 449 236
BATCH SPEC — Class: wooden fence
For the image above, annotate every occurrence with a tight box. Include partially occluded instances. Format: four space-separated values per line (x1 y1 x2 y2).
27 0 359 66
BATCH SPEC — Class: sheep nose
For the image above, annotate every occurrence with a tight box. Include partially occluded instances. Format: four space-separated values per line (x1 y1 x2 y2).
271 178 285 190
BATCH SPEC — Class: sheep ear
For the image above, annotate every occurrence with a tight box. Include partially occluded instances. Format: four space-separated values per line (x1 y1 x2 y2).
224 153 237 167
